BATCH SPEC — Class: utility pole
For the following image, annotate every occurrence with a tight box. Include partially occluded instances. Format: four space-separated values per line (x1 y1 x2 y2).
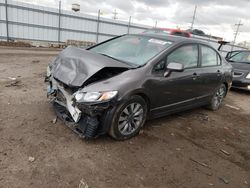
154 20 157 28
190 5 197 30
127 16 131 34
231 20 243 51
113 9 118 20
96 9 101 43
58 0 61 44
5 0 9 42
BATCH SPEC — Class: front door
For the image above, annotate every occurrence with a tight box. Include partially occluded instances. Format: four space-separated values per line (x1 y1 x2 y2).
147 44 203 116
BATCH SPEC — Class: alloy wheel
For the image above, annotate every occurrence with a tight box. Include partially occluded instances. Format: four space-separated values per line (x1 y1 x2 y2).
214 86 226 108
118 102 144 135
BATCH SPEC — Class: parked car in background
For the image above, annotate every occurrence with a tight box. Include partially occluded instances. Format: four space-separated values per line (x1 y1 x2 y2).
186 29 205 36
45 34 232 140
187 29 223 41
143 28 191 38
226 50 250 91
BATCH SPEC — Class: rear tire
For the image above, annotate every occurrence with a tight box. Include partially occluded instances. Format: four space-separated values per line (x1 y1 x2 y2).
109 95 147 140
207 84 226 111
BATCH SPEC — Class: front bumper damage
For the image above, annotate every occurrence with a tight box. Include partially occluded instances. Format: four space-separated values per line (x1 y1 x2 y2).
46 77 114 139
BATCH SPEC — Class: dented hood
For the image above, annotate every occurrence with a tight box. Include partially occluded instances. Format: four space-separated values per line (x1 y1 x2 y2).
52 46 131 87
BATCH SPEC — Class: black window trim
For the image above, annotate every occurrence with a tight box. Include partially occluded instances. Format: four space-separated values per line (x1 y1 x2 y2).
152 59 166 74
217 53 222 65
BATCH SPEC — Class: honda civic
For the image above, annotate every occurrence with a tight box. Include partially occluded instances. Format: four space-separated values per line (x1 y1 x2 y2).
45 34 232 140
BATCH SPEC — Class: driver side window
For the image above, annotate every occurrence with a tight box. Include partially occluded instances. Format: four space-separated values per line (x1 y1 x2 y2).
167 44 198 68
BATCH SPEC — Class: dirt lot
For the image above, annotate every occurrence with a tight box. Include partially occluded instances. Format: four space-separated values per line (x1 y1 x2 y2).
0 47 250 188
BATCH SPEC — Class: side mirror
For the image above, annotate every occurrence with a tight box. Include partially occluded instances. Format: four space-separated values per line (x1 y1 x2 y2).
164 62 184 77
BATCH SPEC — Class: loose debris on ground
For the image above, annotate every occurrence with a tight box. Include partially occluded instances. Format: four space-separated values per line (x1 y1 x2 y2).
219 176 230 184
5 79 21 87
28 156 35 162
52 116 57 124
32 60 40 64
225 104 241 110
220 149 230 156
190 158 210 169
79 179 89 188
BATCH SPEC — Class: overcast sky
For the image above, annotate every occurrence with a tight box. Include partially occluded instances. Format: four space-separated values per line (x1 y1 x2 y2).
18 0 250 43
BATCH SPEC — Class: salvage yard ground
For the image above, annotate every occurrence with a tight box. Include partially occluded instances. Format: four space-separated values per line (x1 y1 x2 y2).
0 47 249 188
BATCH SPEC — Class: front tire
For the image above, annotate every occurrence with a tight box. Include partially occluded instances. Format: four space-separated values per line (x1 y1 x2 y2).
207 84 227 111
109 95 147 140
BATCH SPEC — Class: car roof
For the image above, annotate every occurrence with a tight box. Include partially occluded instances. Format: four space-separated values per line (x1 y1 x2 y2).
132 33 209 45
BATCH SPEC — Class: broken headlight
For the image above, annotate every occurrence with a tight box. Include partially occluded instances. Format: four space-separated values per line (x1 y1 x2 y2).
75 91 118 103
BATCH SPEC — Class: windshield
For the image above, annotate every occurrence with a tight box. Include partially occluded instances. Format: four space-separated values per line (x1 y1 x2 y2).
89 35 172 66
228 51 250 63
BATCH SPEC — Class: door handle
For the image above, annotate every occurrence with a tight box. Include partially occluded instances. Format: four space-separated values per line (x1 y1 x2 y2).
217 70 222 76
192 72 200 80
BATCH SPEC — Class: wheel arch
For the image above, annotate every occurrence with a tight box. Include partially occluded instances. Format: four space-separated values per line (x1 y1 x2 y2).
108 92 149 140
134 93 150 110
102 90 151 135
122 90 151 114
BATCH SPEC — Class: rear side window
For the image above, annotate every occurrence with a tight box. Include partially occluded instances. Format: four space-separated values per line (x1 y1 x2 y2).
201 45 219 67
167 44 198 68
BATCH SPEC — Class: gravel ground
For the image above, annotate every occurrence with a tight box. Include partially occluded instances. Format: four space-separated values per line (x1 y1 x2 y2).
0 47 249 188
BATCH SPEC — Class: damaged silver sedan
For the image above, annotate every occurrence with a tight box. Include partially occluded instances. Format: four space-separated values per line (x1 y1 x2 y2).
46 34 232 140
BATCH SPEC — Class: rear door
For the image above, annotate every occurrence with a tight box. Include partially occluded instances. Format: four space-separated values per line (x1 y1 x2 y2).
198 45 223 98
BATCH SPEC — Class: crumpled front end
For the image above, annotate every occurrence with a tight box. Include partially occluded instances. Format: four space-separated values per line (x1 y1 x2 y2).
45 74 115 139
44 46 130 138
